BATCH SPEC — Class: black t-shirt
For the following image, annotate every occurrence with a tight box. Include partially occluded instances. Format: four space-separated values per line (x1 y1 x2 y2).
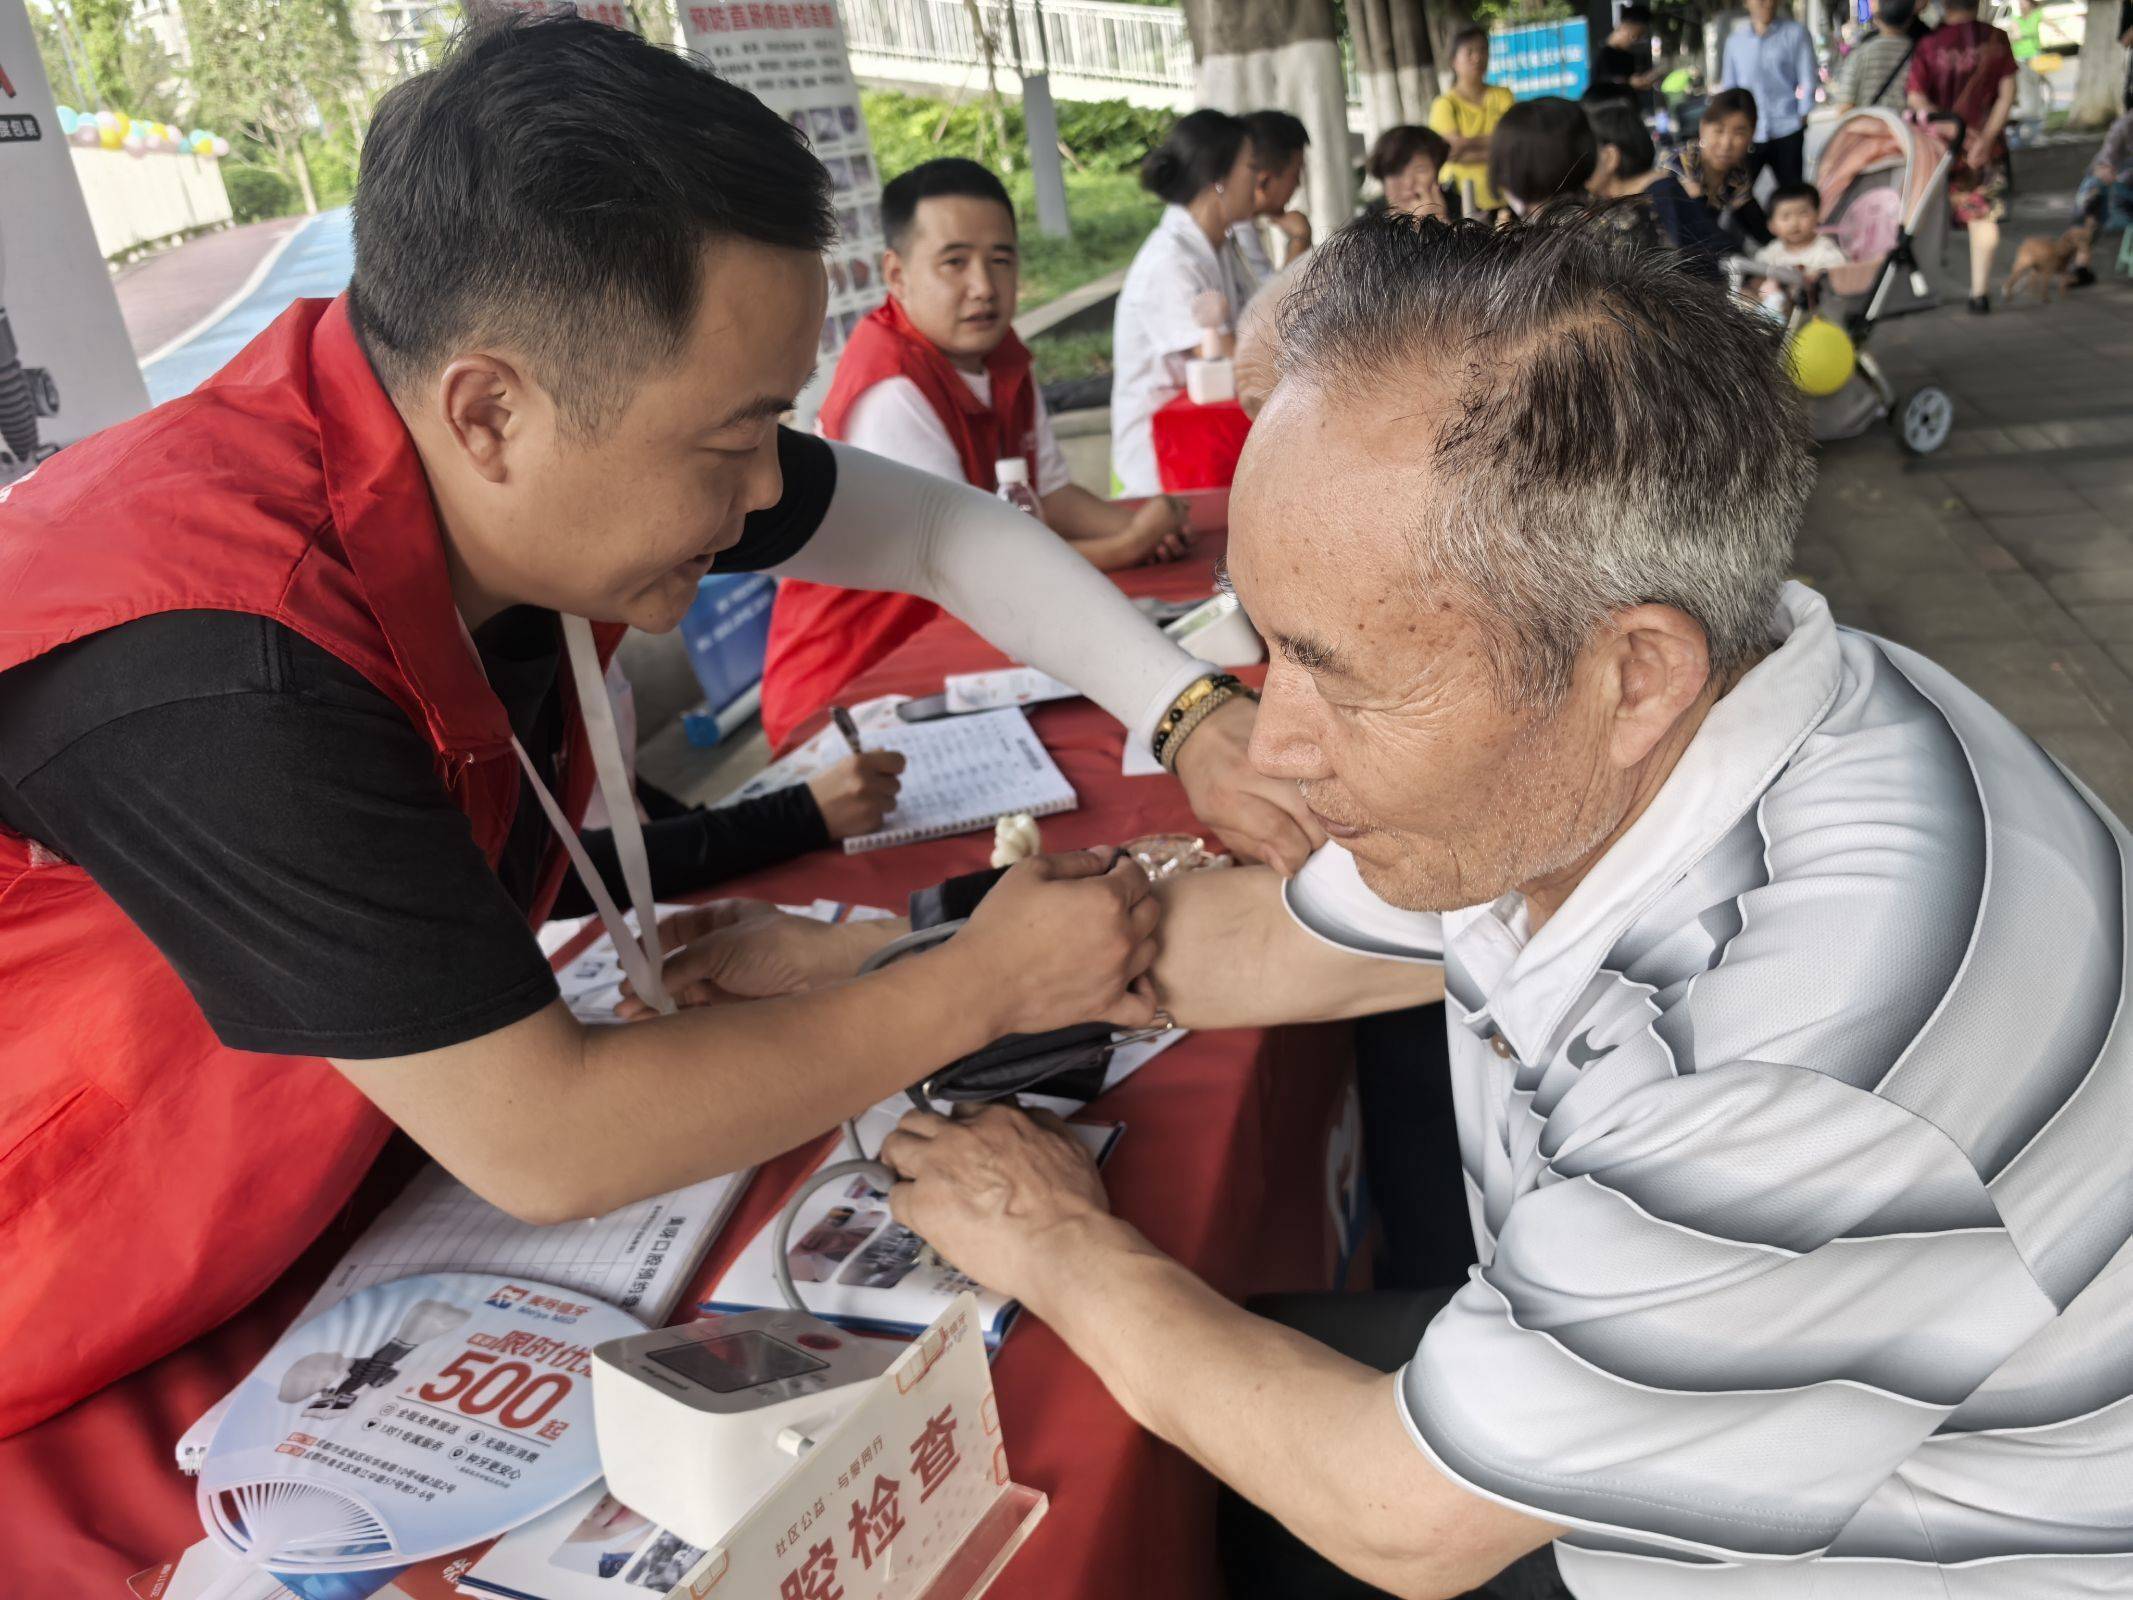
0 427 836 1060
1593 43 1658 112
1594 42 1641 85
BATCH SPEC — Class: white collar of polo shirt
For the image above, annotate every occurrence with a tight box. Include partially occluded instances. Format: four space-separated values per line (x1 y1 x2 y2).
1453 580 1845 1064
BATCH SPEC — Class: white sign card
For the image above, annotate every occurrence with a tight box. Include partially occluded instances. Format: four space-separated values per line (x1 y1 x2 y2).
669 1293 1036 1600
0 0 152 489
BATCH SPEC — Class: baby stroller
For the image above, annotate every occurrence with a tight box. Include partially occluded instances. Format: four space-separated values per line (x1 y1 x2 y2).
1734 107 1960 454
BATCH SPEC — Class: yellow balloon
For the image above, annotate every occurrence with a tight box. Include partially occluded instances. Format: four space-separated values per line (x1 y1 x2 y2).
113 112 131 137
99 123 123 150
1787 316 1856 397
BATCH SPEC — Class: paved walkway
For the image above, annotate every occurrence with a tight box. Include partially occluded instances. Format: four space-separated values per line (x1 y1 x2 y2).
136 209 354 404
112 216 307 361
1795 139 2133 814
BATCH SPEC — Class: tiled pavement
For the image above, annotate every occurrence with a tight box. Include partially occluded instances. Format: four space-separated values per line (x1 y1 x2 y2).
1793 139 2133 815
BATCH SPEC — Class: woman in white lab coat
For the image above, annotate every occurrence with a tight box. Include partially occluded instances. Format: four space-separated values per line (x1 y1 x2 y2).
1109 110 1262 496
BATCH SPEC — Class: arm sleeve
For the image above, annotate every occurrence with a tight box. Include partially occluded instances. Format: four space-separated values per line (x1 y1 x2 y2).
1398 1061 2060 1561
1719 36 1740 89
1427 94 1460 138
555 783 829 918
764 441 1210 754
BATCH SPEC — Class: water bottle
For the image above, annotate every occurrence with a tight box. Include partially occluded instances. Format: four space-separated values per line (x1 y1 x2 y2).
994 457 1045 525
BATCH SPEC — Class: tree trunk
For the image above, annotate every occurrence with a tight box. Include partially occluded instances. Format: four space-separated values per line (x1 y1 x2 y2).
1181 0 1357 235
285 127 320 215
1351 0 1442 134
2070 0 2128 129
1419 0 1477 84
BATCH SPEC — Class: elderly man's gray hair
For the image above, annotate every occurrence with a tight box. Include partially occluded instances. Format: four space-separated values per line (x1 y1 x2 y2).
1276 207 1814 703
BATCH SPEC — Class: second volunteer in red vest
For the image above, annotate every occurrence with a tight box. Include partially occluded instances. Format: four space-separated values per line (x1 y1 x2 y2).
0 17 1322 1438
762 158 1195 747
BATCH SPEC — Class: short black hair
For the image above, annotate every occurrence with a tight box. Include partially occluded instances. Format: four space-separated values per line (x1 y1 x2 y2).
1705 87 1759 127
1583 97 1656 176
1141 109 1253 205
1487 96 1598 210
1874 0 1918 26
1768 181 1821 213
880 158 1015 254
1618 4 1654 25
1242 110 1310 168
1365 123 1453 181
349 14 833 432
1450 24 1491 56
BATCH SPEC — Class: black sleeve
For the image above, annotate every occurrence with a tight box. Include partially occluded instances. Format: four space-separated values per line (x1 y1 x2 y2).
0 613 560 1060
554 784 830 919
712 427 838 574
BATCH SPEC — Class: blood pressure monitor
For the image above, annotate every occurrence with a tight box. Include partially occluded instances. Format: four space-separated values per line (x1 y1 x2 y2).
592 1309 898 1549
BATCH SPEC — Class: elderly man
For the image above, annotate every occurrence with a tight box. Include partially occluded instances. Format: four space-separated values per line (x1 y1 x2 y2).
870 213 2133 1597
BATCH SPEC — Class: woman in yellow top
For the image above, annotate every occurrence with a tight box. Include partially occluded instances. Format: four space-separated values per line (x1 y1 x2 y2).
1429 26 1517 213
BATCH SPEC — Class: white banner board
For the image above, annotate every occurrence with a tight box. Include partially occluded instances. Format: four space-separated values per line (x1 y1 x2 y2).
0 0 151 488
677 1 887 395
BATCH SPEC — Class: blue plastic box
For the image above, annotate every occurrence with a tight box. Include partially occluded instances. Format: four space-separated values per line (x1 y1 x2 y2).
678 572 777 715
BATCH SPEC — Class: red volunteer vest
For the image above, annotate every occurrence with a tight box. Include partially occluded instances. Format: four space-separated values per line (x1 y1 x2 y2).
0 297 613 1437
759 297 1039 748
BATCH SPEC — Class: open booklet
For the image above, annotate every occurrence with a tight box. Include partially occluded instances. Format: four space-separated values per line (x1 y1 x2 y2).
710 696 1078 855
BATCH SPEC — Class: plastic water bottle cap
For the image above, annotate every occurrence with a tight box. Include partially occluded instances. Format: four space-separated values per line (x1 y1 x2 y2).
994 457 1031 486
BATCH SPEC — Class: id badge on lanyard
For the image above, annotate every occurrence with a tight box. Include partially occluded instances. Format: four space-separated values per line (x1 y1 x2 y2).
462 613 676 1017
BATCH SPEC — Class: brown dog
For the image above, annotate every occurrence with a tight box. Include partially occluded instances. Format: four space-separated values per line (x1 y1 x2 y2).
2003 219 2099 303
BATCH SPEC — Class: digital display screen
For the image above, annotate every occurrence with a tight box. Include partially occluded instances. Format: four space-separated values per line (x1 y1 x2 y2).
649 1330 829 1394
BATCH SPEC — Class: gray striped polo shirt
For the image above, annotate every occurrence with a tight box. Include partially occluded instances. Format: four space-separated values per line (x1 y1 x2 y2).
1284 582 2133 1596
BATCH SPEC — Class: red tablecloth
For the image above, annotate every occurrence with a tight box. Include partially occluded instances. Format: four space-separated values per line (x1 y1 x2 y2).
3 542 1359 1600
1151 394 1251 493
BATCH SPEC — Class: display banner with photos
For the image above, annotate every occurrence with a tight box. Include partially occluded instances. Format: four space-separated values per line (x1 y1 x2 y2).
677 1 887 414
0 0 152 491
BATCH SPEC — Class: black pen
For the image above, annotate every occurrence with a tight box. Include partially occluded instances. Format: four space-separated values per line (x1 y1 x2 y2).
831 704 864 756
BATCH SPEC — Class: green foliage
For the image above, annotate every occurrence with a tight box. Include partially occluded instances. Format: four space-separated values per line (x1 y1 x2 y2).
1014 171 1159 311
861 88 1174 180
223 163 297 222
186 0 361 211
1471 0 1576 21
30 0 183 121
302 126 361 210
1028 328 1114 387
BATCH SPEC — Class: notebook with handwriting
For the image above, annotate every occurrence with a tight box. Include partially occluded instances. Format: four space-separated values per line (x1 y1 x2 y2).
845 706 1077 853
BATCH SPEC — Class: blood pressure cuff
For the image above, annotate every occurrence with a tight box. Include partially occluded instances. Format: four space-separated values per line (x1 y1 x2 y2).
904 866 1116 1110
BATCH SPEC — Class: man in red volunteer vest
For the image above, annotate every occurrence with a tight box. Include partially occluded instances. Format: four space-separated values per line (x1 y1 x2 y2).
761 158 1194 747
0 17 1322 1438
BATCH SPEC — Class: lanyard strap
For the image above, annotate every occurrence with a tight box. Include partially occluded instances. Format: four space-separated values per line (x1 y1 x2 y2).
463 612 675 1017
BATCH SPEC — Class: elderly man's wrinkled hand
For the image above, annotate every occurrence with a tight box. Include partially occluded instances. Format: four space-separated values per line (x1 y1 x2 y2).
1172 695 1327 875
880 1105 1114 1313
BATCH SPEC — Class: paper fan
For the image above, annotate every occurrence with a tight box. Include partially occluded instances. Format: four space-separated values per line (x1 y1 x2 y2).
196 1272 641 1582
